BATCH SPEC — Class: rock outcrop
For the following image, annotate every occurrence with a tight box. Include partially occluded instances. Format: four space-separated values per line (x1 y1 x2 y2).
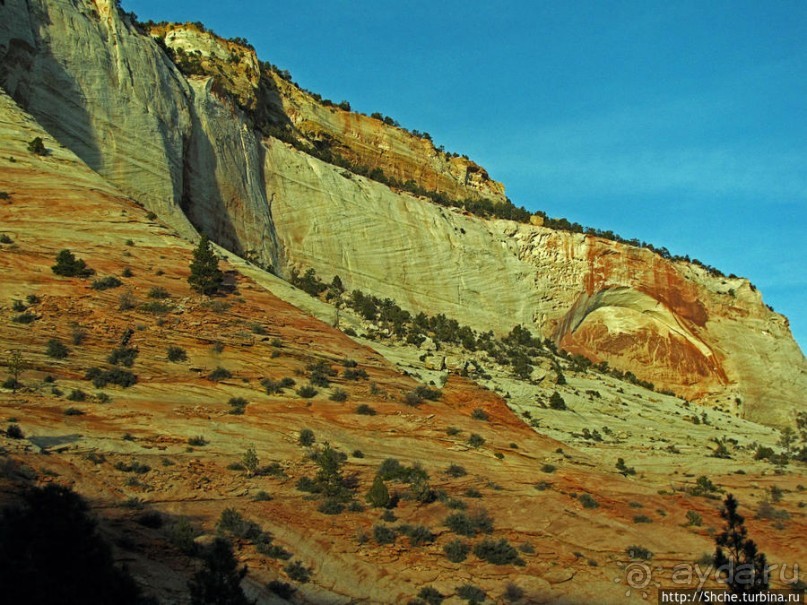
1 0 803 426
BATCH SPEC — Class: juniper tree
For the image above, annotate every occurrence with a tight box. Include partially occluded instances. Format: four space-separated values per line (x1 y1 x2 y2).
714 494 769 594
188 235 222 295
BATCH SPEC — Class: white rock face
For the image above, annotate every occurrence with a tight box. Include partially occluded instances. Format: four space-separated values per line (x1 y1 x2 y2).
0 0 195 236
185 78 279 269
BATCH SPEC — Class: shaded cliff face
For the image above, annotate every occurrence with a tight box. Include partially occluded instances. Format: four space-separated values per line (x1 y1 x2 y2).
1 0 803 426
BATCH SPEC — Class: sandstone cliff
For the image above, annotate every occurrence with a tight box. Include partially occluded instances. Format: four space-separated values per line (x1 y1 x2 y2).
1 0 804 426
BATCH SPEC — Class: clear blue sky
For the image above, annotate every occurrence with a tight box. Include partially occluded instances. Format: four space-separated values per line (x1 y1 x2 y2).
124 0 807 352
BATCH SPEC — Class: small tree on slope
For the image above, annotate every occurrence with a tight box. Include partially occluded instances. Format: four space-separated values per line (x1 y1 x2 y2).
714 494 769 594
188 235 223 295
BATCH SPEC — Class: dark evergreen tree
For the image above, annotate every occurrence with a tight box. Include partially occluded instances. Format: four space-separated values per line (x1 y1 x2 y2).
366 474 390 508
714 494 769 594
188 235 223 295
0 484 141 605
52 249 94 277
188 538 252 605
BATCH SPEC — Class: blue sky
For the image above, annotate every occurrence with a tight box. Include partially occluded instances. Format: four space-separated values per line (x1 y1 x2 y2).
124 0 807 351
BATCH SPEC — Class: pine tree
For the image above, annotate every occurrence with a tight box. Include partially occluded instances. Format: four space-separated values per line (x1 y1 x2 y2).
714 494 769 594
188 538 252 605
188 235 223 295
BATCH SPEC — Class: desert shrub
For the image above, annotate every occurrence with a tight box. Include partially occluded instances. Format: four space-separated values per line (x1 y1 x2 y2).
418 586 445 605
373 524 397 544
633 515 652 523
342 368 368 380
549 391 567 410
503 582 525 602
616 457 636 475
208 367 232 381
446 426 461 436
356 403 376 415
688 475 722 498
166 346 187 362
52 249 93 277
329 388 348 402
444 539 470 562
147 286 170 299
12 312 36 324
296 384 318 398
139 301 171 314
64 407 85 416
228 397 248 414
626 545 653 560
444 510 493 537
541 463 556 473
6 424 24 439
118 291 137 311
686 510 703 526
284 560 310 583
579 494 599 509
121 268 133 278
266 580 295 599
46 339 69 359
107 346 138 367
187 435 207 446
2 377 21 390
318 498 345 515
216 508 264 541
295 428 315 447
398 524 435 546
28 136 47 155
257 542 292 560
464 488 482 499
85 367 137 388
66 389 87 402
468 433 485 448
12 300 26 312
0 234 12 244
473 538 525 566
471 408 489 421
456 584 486 603
167 518 198 555
91 276 122 291
446 464 467 478
376 458 428 484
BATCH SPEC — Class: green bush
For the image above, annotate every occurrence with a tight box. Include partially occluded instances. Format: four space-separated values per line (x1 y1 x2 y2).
541 463 556 473
85 367 137 388
297 385 318 398
398 524 434 546
366 475 390 508
578 494 599 509
187 435 207 446
216 508 264 541
12 312 36 324
228 397 248 414
52 249 93 278
317 498 345 515
356 403 376 415
444 510 493 536
298 428 315 447
686 510 703 527
468 433 485 448
626 545 653 560
329 388 348 402
27 136 47 155
46 339 69 359
373 524 397 544
208 367 232 381
147 286 170 299
473 538 525 566
633 514 652 523
64 407 85 416
549 391 567 410
66 389 87 402
166 346 187 362
284 560 310 583
456 584 486 603
418 586 445 605
6 424 24 439
107 346 137 367
471 408 489 421
443 539 470 562
445 464 467 478
91 276 122 291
